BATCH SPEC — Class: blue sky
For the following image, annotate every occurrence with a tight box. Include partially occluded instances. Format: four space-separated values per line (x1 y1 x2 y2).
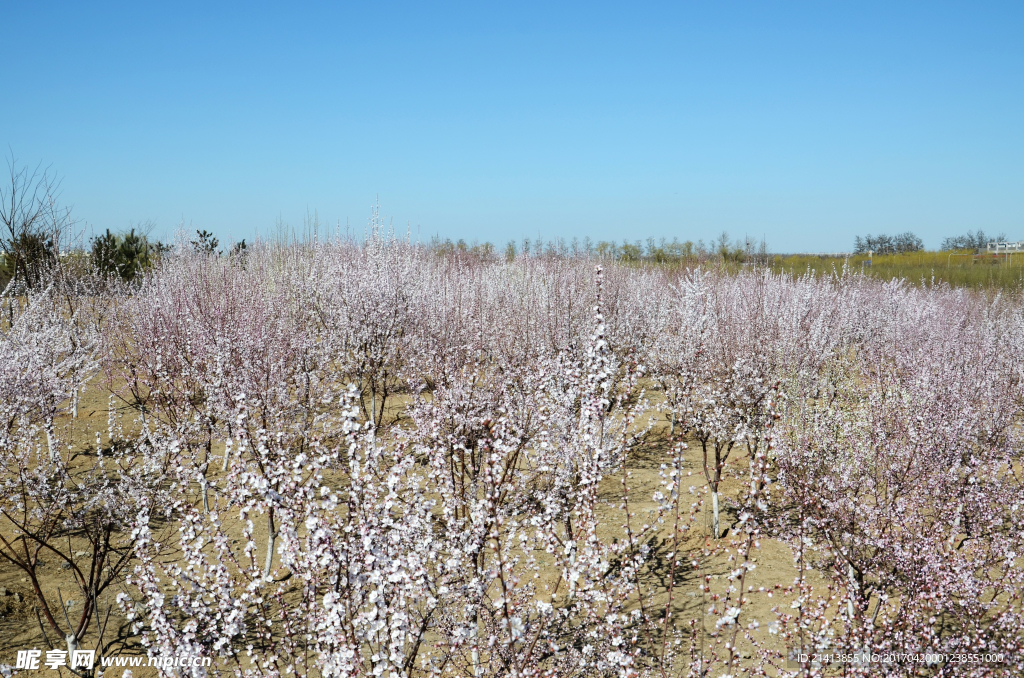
2 2 1022 252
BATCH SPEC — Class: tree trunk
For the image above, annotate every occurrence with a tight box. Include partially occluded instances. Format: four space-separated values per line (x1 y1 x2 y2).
470 610 481 677
847 562 858 622
200 476 209 513
264 509 277 578
950 502 963 547
711 489 720 539
201 433 211 513
46 419 57 463
222 422 233 472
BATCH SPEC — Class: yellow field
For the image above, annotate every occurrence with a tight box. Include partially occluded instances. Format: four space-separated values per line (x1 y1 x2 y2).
770 250 1024 290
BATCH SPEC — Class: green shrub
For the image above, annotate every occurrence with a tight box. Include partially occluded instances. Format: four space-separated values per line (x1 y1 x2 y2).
90 228 158 282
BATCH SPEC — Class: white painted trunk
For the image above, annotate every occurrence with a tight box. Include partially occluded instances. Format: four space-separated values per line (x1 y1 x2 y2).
470 615 482 677
848 563 858 622
712 490 720 539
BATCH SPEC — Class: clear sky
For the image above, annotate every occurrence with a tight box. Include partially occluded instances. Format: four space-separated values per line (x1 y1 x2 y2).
2 1 1022 252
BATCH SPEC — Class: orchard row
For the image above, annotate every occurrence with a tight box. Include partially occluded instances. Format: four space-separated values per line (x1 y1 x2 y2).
1 234 1022 677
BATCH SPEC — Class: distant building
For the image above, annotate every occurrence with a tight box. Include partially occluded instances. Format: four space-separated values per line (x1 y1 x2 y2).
986 241 1024 253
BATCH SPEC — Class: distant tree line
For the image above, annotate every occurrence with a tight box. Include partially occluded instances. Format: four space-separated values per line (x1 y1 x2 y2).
2 223 170 291
429 231 770 265
89 226 172 283
852 232 924 255
0 156 69 290
939 230 1007 252
1 155 258 291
